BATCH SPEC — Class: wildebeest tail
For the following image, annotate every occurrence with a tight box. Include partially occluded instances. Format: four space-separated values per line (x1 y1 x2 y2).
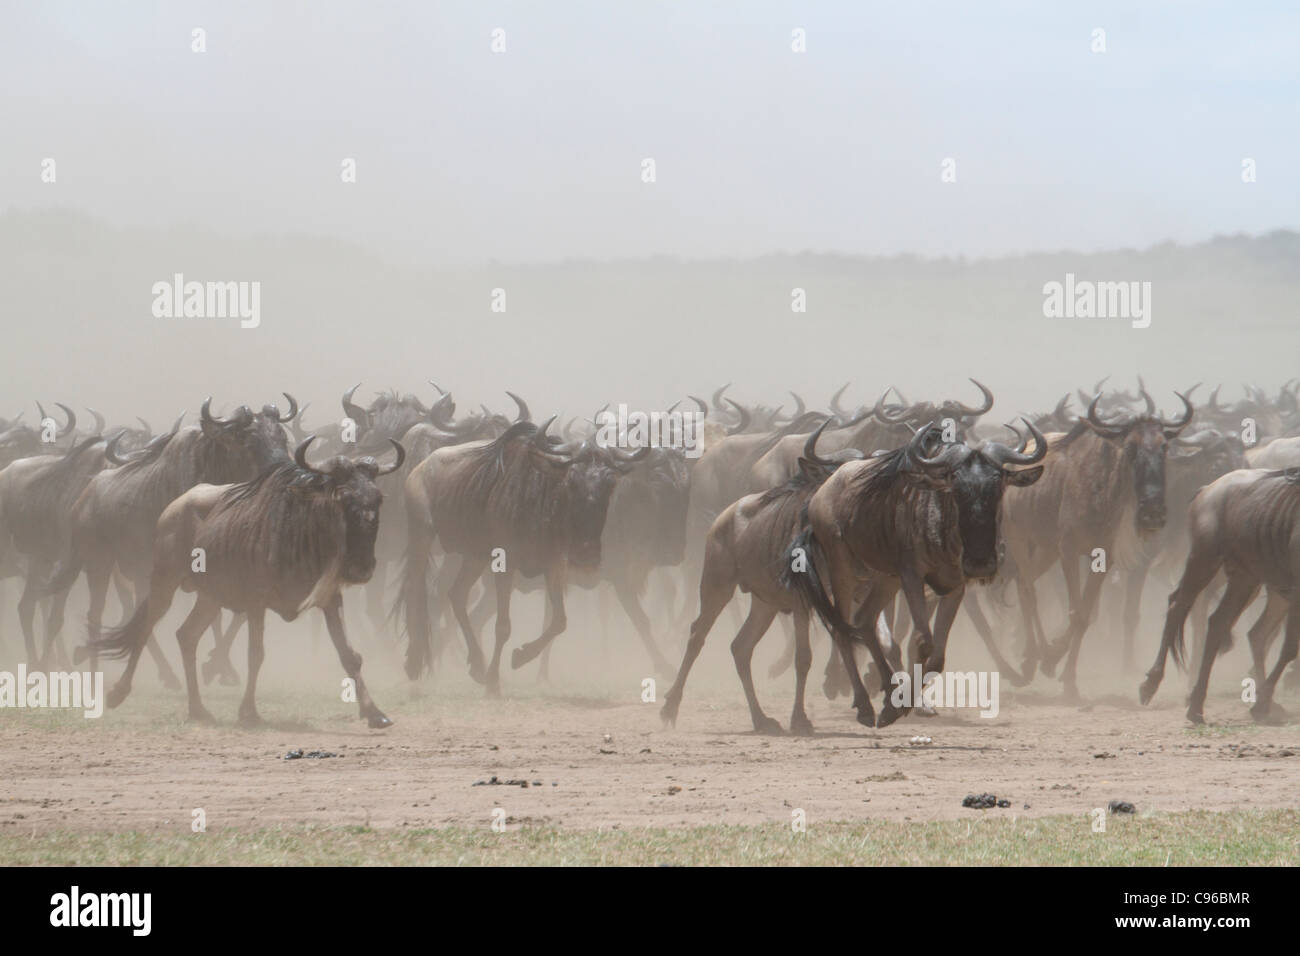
92 599 151 661
781 523 859 645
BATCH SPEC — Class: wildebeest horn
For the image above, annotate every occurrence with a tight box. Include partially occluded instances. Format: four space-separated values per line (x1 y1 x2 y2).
267 392 299 423
1138 380 1155 416
104 431 132 465
1160 391 1195 435
38 402 76 435
665 400 680 415
533 415 558 447
829 383 851 418
136 417 153 434
429 380 447 396
953 379 994 418
87 407 106 434
427 391 455 425
1003 422 1026 450
341 384 369 428
873 386 907 423
506 391 531 424
788 392 806 418
802 418 835 466
689 396 710 417
1086 394 1129 437
1207 385 1224 413
608 443 652 465
293 436 326 475
200 397 235 426
723 399 750 435
992 418 1048 466
712 384 731 412
376 439 406 475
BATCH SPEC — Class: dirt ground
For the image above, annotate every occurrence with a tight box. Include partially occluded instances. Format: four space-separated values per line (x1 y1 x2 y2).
2 630 1298 835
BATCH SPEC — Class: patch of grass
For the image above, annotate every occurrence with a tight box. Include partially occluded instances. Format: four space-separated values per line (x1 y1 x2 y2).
4 810 1297 866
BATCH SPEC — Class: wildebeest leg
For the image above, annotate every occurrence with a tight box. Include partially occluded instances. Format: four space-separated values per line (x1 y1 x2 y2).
789 606 814 736
613 578 674 677
365 562 387 634
323 594 392 728
484 567 515 697
176 595 222 723
510 568 568 670
1186 575 1257 724
660 546 737 726
731 598 781 734
1058 564 1106 701
835 574 901 727
81 563 112 675
38 580 75 670
1121 564 1149 670
1015 575 1047 679
962 590 1028 686
17 559 48 661
767 615 795 680
1247 590 1288 683
202 612 243 686
237 609 266 726
1252 601 1300 723
448 555 490 682
923 585 964 678
1139 536 1223 706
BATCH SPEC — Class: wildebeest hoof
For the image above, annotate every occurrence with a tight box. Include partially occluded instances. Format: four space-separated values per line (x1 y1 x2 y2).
855 705 877 728
752 715 784 736
659 701 680 726
915 703 938 717
367 711 394 729
1251 701 1287 724
876 702 907 728
1185 707 1205 725
1019 657 1037 682
106 682 131 709
510 645 540 670
189 707 217 724
160 671 182 691
789 714 814 737
1137 676 1160 706
237 711 264 728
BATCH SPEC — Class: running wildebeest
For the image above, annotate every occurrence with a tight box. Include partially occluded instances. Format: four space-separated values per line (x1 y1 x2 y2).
90 436 404 727
400 400 646 693
787 416 1047 727
662 420 865 734
1138 467 1300 724
999 390 1193 697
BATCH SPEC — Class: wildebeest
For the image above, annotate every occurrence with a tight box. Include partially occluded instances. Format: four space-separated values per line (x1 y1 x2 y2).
786 416 1047 727
47 398 295 678
998 391 1193 697
90 436 404 727
662 421 864 734
401 404 646 693
1138 468 1300 724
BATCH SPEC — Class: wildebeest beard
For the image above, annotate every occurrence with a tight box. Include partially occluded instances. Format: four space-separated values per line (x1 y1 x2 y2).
1129 431 1169 533
950 456 1007 582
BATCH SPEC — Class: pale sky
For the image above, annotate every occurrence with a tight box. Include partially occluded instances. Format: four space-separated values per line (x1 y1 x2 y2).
3 0 1297 265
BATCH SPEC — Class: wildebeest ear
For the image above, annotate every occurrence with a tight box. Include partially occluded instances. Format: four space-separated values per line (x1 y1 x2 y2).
1005 465 1044 486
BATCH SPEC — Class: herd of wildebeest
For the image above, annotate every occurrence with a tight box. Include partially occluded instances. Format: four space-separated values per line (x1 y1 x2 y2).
1 377 1299 733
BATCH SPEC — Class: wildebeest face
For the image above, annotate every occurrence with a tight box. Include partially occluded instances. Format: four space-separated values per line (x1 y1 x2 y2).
322 459 385 583
202 401 293 476
942 454 1043 581
1125 424 1171 532
563 458 622 571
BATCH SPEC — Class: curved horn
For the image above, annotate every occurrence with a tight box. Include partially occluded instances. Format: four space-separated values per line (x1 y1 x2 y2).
86 407 106 434
711 384 731 412
802 418 835 466
788 391 806 419
201 396 235 426
376 439 406 476
293 436 326 475
689 396 710 417
1086 394 1129 437
532 415 558 448
608 443 652 465
873 386 907 423
429 380 447 396
723 399 751 436
341 384 369 428
506 391 531 424
266 392 299 423
1138 380 1155 416
993 418 1048 466
953 378 994 418
136 416 153 434
829 383 851 418
1160 390 1195 434
104 431 132 465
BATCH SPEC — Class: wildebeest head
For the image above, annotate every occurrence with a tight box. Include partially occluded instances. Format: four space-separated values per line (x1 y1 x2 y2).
898 418 1047 581
200 395 295 476
343 382 464 453
552 422 650 571
872 379 994 438
610 446 692 565
1085 389 1194 533
293 436 405 583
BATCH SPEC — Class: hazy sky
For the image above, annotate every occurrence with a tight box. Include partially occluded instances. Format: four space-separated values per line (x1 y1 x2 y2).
3 1 1297 265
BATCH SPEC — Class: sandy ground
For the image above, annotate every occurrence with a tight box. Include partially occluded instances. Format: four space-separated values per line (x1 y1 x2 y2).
2 654 1298 835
